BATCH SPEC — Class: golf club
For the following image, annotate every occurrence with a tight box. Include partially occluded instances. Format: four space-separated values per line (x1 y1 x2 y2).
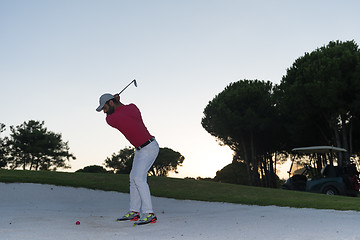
118 79 137 95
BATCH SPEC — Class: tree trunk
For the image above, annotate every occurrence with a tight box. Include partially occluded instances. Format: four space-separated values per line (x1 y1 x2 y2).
331 118 342 166
349 119 353 156
22 156 26 170
259 158 266 187
250 132 260 186
30 155 35 170
240 140 253 185
269 154 275 188
341 115 350 165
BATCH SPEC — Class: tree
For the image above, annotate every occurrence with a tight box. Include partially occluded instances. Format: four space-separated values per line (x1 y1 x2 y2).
104 146 134 174
149 147 185 176
104 147 185 176
6 120 75 170
202 80 284 187
203 40 360 187
276 40 360 164
0 123 6 168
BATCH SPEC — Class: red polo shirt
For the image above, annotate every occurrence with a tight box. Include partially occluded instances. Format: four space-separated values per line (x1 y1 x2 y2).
106 104 153 148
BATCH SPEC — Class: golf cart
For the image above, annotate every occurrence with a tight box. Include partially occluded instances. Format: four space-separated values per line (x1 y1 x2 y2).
282 146 359 196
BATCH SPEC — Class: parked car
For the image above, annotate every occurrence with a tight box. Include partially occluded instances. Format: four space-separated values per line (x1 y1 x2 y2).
282 146 359 196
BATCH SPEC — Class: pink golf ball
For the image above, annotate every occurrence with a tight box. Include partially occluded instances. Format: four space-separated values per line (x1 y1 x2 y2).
76 221 80 225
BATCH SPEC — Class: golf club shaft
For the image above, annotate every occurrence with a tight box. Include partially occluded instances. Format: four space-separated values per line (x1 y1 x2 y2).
118 79 137 95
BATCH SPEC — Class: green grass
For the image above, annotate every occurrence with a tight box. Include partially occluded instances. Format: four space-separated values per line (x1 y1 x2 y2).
1 169 360 211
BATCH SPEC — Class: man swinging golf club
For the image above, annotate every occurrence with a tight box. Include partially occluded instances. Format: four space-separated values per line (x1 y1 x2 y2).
96 80 159 225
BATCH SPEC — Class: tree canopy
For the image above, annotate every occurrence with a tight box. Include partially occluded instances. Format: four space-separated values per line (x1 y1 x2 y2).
104 146 134 174
4 120 75 170
104 146 184 176
276 40 360 163
149 147 185 176
0 123 6 168
202 80 285 186
202 40 360 186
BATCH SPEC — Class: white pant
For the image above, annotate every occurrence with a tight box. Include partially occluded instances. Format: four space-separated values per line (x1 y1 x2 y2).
129 139 159 213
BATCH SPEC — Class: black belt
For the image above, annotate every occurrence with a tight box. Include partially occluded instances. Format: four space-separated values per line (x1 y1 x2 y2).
136 137 155 150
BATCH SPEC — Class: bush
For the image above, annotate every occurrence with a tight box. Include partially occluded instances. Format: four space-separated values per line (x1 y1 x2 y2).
214 161 250 185
76 165 109 173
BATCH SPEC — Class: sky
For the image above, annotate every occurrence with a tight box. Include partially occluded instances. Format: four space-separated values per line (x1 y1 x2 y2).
1 0 360 179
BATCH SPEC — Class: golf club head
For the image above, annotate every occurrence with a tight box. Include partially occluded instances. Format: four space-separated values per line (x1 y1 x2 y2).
133 79 137 87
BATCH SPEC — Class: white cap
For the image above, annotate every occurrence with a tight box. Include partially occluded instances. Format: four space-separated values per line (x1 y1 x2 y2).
96 93 114 112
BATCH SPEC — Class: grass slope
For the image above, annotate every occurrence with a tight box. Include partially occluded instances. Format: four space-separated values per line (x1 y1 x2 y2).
1 169 360 211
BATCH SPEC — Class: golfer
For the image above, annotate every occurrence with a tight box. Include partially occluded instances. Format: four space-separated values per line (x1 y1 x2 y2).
96 93 159 225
